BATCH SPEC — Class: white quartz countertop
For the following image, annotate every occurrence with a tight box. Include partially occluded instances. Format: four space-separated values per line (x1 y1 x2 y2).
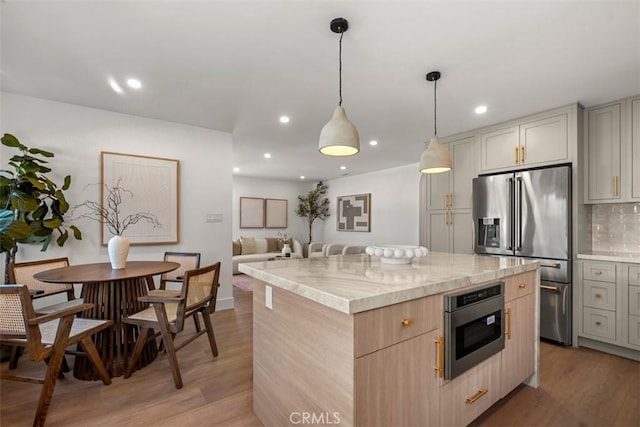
577 251 640 264
238 252 539 314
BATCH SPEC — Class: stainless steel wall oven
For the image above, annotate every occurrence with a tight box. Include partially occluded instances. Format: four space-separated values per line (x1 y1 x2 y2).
444 282 505 379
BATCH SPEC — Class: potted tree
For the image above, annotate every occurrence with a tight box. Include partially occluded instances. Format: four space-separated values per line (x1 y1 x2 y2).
0 133 81 283
295 181 330 244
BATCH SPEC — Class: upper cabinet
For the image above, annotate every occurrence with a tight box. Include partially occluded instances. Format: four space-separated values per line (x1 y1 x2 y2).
427 136 476 211
479 111 569 173
584 95 640 203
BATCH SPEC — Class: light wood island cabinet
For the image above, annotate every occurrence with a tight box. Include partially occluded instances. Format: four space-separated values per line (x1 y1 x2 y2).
243 254 539 427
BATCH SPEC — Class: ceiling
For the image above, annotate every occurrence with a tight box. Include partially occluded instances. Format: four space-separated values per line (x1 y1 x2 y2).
2 1 639 182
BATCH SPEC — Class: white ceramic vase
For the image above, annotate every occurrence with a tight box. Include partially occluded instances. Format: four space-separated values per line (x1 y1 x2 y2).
108 235 130 269
281 243 291 257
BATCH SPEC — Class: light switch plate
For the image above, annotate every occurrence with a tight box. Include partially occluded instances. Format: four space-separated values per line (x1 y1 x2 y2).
266 285 273 310
206 213 223 223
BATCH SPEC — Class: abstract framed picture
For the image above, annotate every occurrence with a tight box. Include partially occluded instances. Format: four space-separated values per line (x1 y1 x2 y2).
337 193 371 232
101 151 179 245
265 198 288 228
240 197 265 228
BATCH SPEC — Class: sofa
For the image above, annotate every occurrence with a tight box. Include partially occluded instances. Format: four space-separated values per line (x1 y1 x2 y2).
232 236 303 274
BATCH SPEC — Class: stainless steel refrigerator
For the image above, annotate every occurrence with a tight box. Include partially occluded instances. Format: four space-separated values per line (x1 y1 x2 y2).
472 164 572 345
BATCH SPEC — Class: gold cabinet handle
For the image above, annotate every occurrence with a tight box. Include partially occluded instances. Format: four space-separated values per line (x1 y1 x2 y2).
448 211 453 225
506 307 512 340
595 321 602 326
449 193 454 208
594 293 602 298
514 146 519 164
614 176 619 197
594 271 603 275
520 146 525 163
466 388 489 405
434 336 444 378
518 283 526 289
401 318 412 327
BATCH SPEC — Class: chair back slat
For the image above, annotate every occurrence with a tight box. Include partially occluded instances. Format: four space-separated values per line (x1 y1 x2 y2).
0 285 43 354
161 252 201 284
174 263 220 330
0 292 26 334
11 258 72 297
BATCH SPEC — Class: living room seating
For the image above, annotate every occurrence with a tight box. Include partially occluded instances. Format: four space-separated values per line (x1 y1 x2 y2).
123 262 221 389
0 284 113 427
308 243 365 257
232 237 302 274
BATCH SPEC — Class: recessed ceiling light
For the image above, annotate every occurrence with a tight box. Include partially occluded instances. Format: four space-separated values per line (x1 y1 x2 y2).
369 140 378 146
264 153 271 159
279 116 290 124
475 105 488 114
127 78 142 89
300 176 305 180
340 165 346 170
233 167 240 172
108 77 123 94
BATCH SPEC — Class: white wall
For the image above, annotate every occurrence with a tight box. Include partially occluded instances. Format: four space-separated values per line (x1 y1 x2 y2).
317 164 421 246
232 176 312 244
1 92 235 309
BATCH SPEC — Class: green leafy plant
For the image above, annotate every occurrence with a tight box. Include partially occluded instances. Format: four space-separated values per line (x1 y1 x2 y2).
295 181 330 244
0 133 82 282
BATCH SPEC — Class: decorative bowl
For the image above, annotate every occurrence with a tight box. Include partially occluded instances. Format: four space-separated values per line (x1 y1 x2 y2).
365 245 429 264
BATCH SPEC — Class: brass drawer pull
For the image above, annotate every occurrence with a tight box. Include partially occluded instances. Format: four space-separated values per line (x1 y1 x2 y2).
506 307 512 340
514 146 519 164
595 321 602 326
594 271 603 275
594 293 602 298
401 318 412 327
434 336 444 378
520 146 525 163
518 283 526 289
466 388 488 404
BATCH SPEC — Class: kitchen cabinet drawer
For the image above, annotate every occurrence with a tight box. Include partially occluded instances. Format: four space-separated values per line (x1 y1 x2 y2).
582 307 616 341
629 285 640 316
583 262 616 283
504 271 535 302
629 265 640 286
628 315 640 347
354 295 439 357
439 353 501 427
583 280 616 311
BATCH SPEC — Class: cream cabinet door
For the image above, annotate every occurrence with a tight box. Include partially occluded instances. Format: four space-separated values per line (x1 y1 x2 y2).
427 145 451 211
451 211 473 255
450 137 476 210
629 98 640 200
480 126 519 172
427 212 450 253
520 113 568 166
587 103 622 201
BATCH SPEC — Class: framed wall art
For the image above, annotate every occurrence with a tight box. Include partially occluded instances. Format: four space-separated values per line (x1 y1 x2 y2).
101 151 179 245
240 197 265 228
337 193 371 232
265 198 288 228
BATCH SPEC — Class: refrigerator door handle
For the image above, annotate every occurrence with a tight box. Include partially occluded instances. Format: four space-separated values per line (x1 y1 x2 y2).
515 177 523 251
507 177 513 251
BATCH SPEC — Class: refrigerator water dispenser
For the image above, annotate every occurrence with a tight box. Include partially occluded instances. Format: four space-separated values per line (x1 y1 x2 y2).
478 218 500 248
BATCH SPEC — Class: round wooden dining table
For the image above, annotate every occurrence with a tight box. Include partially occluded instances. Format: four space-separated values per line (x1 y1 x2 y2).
34 261 179 381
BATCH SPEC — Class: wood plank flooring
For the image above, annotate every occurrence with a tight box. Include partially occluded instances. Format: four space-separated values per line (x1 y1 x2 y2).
2 279 639 426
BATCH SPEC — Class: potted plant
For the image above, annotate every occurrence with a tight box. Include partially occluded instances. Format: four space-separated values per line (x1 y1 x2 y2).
72 177 161 269
0 133 82 283
295 181 330 244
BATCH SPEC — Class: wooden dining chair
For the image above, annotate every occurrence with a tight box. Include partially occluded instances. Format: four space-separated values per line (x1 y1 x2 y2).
9 257 85 370
0 285 113 427
123 262 221 389
159 252 201 290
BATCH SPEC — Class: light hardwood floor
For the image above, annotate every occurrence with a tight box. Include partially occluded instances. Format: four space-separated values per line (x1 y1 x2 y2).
1 281 639 427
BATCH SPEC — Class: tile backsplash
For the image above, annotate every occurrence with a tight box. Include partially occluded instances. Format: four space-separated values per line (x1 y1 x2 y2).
591 203 640 254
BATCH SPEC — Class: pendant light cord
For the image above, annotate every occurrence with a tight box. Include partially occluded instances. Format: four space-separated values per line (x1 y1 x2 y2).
433 78 437 136
338 31 343 106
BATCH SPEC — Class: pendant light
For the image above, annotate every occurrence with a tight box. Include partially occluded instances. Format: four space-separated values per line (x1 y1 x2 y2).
420 71 452 174
319 17 360 156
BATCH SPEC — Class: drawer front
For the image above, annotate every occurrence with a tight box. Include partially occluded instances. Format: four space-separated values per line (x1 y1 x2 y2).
629 315 640 347
583 280 616 311
629 286 640 316
583 262 616 283
582 307 616 341
629 266 640 286
504 271 535 302
354 295 439 357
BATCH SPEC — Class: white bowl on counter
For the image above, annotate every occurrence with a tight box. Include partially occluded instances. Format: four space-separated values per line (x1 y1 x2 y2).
365 245 429 264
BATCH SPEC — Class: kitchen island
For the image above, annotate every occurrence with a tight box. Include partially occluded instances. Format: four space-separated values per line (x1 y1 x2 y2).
239 252 540 427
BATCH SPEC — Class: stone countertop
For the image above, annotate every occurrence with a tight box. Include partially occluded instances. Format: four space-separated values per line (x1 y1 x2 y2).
238 252 539 314
577 251 640 264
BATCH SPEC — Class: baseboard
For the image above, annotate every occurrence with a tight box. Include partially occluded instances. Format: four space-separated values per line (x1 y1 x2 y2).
216 296 235 311
576 336 640 361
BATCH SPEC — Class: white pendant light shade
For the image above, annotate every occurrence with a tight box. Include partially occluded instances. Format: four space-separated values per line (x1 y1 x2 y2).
419 136 452 174
319 105 360 156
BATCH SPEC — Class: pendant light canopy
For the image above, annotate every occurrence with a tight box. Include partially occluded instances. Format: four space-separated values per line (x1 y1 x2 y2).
420 71 452 174
319 17 360 157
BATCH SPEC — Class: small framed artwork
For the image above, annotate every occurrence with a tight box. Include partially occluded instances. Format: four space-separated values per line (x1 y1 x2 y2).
265 198 288 228
101 152 179 245
337 193 371 232
240 197 265 228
